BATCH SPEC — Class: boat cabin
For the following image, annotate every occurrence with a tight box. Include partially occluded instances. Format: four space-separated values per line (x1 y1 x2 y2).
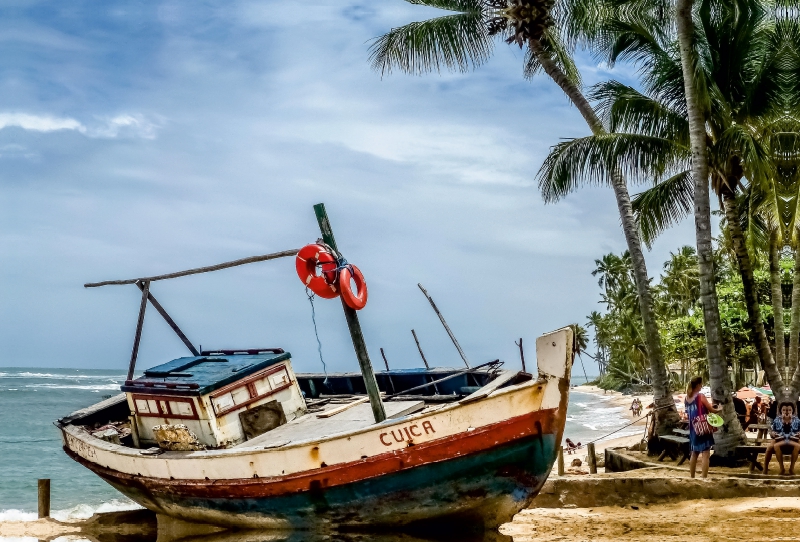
120 349 306 448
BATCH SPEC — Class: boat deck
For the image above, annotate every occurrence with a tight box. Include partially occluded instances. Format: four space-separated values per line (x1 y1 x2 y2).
238 400 427 449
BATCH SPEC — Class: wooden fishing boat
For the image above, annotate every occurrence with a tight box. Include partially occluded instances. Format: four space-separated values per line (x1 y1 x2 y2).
57 204 574 530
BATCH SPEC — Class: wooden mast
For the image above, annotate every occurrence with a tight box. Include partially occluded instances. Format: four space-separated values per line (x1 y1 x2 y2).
313 203 386 423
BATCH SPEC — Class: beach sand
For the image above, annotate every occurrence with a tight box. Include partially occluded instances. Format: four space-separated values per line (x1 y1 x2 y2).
502 496 800 541
0 517 81 539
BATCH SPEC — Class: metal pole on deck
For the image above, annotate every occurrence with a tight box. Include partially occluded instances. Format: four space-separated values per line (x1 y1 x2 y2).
313 203 386 423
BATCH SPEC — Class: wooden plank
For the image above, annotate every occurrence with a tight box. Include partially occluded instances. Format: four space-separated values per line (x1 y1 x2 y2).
459 370 520 404
242 401 425 449
317 397 370 418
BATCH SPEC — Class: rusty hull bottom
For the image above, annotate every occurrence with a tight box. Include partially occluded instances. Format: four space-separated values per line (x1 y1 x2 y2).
69 433 557 530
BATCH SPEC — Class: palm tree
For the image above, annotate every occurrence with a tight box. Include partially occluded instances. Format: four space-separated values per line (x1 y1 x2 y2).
370 0 680 432
535 0 791 454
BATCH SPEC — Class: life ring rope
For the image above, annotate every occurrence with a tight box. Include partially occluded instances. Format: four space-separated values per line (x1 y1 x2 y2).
296 244 368 310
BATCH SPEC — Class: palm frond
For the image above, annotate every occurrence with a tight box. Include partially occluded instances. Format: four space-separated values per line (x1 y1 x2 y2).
631 170 693 248
538 133 690 202
369 10 493 75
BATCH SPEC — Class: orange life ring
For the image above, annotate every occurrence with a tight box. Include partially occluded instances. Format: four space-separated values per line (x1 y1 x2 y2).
340 264 367 310
295 244 339 299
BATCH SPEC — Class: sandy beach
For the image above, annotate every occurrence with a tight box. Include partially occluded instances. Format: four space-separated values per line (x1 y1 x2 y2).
502 497 800 541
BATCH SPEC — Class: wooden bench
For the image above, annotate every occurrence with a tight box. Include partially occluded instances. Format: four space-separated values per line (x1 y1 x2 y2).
658 435 690 465
735 442 799 473
736 445 766 473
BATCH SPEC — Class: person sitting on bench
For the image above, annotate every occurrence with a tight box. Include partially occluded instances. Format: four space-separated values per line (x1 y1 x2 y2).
764 402 800 475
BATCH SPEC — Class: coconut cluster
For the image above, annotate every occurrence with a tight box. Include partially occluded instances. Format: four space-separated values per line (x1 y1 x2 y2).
485 0 555 46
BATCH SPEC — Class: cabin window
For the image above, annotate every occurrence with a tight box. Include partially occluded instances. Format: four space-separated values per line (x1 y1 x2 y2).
231 386 251 406
212 393 235 414
135 398 159 414
169 401 194 417
210 364 293 417
270 371 290 388
132 394 198 419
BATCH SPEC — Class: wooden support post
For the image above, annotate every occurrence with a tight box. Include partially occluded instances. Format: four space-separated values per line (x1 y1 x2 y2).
127 280 150 381
380 348 396 394
411 329 440 394
587 442 597 474
129 415 140 449
557 448 565 476
38 479 50 518
313 203 386 423
380 348 390 371
417 284 470 368
136 282 199 356
411 329 430 369
515 338 526 372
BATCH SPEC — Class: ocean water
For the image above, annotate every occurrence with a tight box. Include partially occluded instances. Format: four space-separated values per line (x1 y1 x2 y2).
0 369 635 519
564 389 643 445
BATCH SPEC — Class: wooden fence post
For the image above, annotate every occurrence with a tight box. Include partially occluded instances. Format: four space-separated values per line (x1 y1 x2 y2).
38 479 50 518
587 442 597 474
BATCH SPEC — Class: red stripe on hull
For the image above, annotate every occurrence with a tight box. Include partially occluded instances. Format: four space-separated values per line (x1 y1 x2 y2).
67 407 558 498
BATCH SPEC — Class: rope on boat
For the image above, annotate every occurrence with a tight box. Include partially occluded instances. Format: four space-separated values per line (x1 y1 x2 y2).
305 287 329 383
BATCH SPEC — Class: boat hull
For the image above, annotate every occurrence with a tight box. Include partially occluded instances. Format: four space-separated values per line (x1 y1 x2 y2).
60 327 574 530
67 411 557 529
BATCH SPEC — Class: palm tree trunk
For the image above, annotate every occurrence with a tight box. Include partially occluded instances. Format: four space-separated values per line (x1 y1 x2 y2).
676 0 744 457
786 246 800 395
770 230 786 377
530 37 679 434
722 190 784 393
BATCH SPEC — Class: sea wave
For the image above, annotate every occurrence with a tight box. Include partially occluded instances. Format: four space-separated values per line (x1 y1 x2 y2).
0 499 141 523
23 384 121 391
0 372 124 381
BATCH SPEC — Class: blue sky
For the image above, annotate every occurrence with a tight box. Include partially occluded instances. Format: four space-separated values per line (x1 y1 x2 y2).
1 0 696 376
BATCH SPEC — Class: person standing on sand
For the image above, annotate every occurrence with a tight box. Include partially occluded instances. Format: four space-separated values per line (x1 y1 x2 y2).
764 402 800 475
685 376 721 479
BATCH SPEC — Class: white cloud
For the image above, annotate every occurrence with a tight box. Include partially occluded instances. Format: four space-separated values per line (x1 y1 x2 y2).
0 112 86 133
0 112 160 139
88 114 161 139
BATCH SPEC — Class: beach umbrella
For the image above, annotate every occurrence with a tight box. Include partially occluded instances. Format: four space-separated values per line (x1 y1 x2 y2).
735 387 758 399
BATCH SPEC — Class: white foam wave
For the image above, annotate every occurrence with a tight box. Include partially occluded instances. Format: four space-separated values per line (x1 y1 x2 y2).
0 500 142 524
0 372 124 381
51 499 142 522
0 509 37 522
23 384 121 391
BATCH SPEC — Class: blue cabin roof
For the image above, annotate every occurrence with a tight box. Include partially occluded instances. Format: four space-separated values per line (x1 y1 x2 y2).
120 351 291 396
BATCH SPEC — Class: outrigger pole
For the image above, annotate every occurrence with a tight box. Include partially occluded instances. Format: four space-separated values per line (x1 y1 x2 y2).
418 283 470 369
313 203 387 423
85 247 299 380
